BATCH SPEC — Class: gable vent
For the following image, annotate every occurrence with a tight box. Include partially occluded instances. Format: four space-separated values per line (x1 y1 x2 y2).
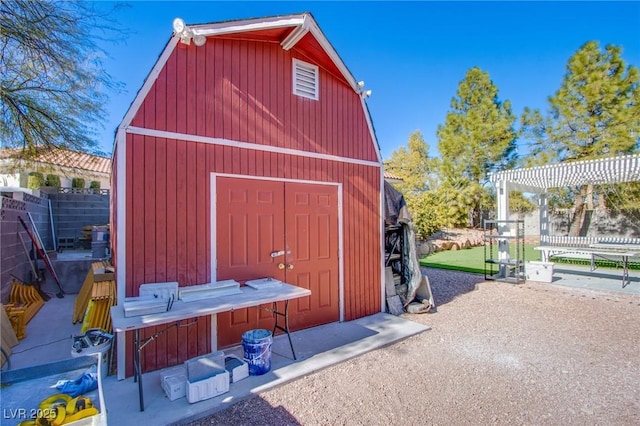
293 59 319 100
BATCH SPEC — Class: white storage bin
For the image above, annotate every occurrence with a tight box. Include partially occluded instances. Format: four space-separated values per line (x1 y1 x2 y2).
163 375 187 401
186 370 229 403
159 365 187 401
526 261 554 283
224 354 249 383
185 351 225 382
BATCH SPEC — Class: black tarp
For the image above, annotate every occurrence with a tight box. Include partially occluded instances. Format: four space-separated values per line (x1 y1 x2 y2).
384 181 434 311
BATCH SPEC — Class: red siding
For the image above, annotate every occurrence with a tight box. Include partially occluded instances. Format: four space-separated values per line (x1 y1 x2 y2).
120 36 381 376
136 37 377 161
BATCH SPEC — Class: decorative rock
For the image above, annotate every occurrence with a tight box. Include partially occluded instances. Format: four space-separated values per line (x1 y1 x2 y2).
420 228 486 255
406 301 431 314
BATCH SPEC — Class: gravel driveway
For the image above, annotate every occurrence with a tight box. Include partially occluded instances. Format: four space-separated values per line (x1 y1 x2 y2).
182 268 640 425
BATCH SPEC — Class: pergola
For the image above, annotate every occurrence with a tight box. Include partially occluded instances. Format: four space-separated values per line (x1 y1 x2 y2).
489 153 640 226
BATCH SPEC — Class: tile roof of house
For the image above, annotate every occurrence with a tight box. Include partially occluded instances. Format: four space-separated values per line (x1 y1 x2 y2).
0 147 111 175
383 171 403 181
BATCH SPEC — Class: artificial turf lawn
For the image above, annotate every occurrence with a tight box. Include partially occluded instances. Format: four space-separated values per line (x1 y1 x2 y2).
419 244 639 274
419 244 541 274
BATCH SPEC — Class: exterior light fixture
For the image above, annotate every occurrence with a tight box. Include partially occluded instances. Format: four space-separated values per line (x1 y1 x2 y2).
193 34 206 47
357 81 372 99
173 18 185 33
172 17 206 47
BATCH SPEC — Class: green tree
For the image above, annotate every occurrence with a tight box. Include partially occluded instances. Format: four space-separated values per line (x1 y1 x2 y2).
509 191 537 215
437 67 517 226
520 41 640 235
404 191 445 239
384 130 435 194
0 0 124 157
384 131 441 237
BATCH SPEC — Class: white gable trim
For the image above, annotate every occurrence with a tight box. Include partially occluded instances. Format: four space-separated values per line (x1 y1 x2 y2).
189 14 359 92
118 36 179 137
280 15 310 50
360 97 382 164
191 15 306 37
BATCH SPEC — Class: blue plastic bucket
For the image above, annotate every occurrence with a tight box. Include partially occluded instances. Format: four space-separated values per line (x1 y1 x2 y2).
242 329 272 375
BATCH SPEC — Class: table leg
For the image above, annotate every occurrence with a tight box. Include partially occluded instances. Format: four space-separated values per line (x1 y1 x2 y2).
271 300 296 360
134 328 144 411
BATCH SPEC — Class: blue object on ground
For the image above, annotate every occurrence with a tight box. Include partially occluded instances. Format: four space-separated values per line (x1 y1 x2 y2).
56 369 98 397
242 329 272 375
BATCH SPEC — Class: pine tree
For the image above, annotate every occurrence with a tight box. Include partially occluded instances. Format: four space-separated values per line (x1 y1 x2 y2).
521 41 640 235
437 67 517 226
522 41 639 164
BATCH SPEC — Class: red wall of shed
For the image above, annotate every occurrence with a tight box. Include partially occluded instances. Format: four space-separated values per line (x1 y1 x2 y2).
122 137 380 375
120 36 381 376
131 37 378 163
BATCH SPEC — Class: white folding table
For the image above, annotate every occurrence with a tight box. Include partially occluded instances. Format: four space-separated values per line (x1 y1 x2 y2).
110 282 311 411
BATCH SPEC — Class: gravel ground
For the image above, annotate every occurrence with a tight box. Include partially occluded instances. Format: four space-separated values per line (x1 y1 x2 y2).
182 268 640 425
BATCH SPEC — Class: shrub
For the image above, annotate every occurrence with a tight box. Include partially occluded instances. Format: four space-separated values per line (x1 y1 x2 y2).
27 172 45 189
405 191 445 239
45 174 61 187
72 177 85 188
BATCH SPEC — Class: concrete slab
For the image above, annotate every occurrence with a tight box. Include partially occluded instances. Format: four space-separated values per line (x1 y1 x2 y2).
543 263 640 296
1 294 430 425
101 312 429 425
3 294 82 371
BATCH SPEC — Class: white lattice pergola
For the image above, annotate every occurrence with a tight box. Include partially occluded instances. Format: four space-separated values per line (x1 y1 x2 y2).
489 154 640 222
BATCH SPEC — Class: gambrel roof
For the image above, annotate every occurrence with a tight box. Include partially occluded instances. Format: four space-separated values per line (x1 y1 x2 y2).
489 154 640 193
118 12 379 162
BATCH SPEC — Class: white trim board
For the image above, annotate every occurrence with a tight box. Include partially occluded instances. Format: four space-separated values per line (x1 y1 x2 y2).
114 128 127 380
126 126 381 169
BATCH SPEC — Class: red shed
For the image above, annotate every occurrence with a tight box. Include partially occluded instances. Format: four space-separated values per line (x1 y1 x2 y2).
111 13 383 378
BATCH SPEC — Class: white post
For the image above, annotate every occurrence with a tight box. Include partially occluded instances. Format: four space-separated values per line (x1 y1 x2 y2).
538 191 549 262
539 191 549 242
496 179 510 278
497 179 509 222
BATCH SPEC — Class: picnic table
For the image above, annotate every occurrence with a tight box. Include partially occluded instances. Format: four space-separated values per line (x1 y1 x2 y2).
534 243 639 288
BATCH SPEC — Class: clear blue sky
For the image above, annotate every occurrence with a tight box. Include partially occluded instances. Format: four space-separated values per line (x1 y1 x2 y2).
95 1 640 160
